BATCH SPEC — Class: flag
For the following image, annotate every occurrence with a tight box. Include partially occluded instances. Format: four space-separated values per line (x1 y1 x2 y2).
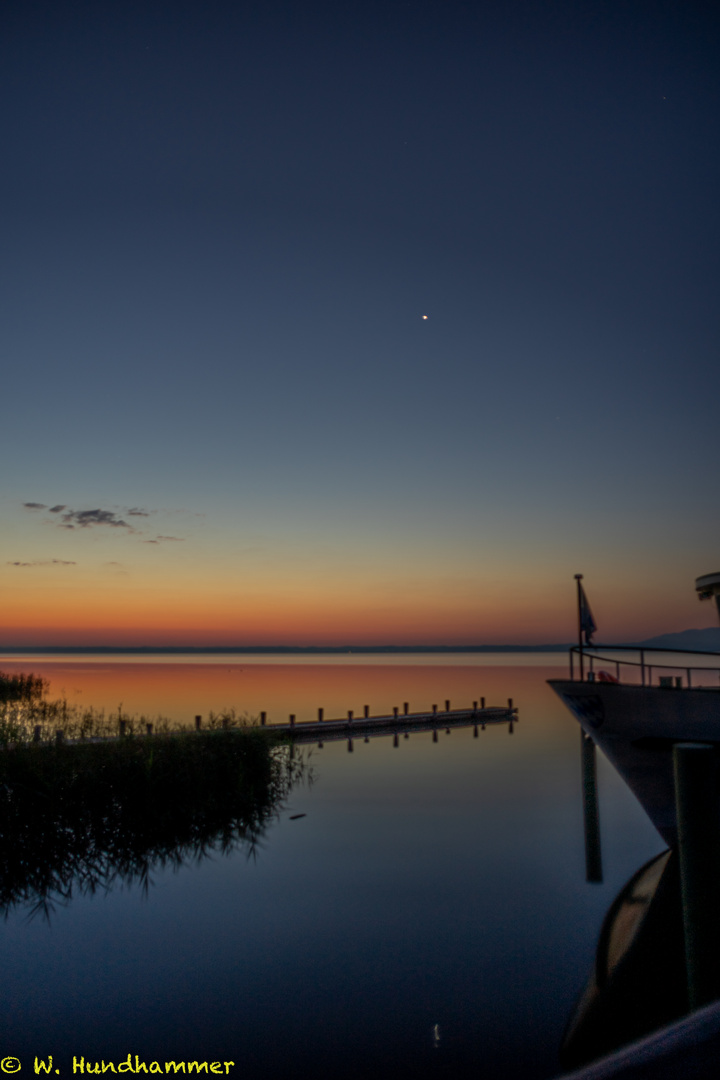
579 582 597 645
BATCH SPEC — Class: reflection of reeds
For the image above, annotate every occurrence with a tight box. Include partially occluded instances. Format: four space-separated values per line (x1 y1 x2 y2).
0 675 308 919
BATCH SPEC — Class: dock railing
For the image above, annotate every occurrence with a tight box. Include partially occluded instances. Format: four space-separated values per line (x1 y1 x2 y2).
569 645 720 688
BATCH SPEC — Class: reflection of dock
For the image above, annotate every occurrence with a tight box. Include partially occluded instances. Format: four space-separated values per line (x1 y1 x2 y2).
261 703 518 744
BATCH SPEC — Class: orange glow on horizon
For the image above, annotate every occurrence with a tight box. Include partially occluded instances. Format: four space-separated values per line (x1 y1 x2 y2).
0 563 713 646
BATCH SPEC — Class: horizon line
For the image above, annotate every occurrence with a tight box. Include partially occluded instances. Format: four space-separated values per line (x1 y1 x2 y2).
1 630 716 655
0 643 575 654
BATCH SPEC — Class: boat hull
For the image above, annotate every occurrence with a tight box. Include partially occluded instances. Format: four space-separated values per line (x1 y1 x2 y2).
548 680 720 844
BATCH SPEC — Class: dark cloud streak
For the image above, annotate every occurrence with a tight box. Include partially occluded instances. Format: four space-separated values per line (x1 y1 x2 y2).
60 509 131 529
8 559 76 567
23 502 155 530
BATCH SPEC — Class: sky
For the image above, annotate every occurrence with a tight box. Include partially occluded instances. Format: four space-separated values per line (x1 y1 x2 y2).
2 0 719 647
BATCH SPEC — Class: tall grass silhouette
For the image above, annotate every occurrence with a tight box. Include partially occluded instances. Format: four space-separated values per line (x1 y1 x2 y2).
0 670 308 919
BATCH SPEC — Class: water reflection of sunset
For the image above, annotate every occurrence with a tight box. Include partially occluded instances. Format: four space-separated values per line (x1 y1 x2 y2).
0 657 569 728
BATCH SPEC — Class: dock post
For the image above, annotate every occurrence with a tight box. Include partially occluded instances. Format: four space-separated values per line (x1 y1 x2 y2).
347 738 354 752
432 704 437 715
508 698 513 710
481 697 485 709
260 711 266 726
432 729 438 743
318 707 324 722
393 732 399 748
403 702 409 715
348 710 353 723
673 743 720 1009
445 699 450 712
195 715 202 731
364 705 369 718
393 706 399 718
473 725 478 737
289 714 295 726
473 700 478 712
581 731 603 884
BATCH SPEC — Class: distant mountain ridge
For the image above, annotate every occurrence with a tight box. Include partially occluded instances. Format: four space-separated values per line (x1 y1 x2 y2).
634 627 720 652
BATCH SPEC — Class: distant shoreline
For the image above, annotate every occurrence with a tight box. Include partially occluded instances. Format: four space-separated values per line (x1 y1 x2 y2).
0 644 573 655
1 630 716 656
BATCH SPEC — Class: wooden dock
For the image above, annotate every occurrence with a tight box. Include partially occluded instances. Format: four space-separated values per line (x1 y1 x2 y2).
261 703 518 744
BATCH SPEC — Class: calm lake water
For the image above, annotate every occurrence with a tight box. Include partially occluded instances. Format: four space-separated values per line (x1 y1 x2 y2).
0 654 664 1079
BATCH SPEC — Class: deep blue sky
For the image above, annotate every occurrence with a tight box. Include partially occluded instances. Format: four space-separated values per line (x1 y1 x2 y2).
2 0 720 644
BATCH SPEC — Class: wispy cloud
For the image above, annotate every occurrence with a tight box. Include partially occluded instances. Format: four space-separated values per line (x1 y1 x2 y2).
7 559 77 567
104 560 129 576
23 502 151 530
59 508 133 530
21 501 184 541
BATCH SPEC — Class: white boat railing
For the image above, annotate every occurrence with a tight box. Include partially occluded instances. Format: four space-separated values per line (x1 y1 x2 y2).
569 645 720 688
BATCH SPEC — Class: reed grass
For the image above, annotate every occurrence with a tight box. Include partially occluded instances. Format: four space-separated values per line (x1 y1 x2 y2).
0 672 259 745
0 672 309 919
0 670 47 705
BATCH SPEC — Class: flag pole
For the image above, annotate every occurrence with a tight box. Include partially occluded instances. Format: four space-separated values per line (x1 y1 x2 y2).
575 573 584 681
